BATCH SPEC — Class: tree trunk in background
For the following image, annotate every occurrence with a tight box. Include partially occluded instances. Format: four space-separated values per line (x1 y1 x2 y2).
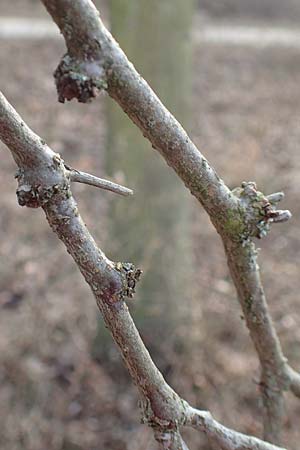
93 0 195 369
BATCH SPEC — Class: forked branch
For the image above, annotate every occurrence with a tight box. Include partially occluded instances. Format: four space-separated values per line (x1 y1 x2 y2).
0 90 287 450
38 0 298 446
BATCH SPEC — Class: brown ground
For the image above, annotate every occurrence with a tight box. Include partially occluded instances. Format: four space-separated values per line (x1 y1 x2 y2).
198 0 300 24
2 0 300 23
0 2 300 450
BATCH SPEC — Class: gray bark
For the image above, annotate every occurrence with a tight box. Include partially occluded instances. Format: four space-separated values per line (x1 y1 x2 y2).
1 0 299 447
36 0 300 444
92 0 195 366
0 88 287 450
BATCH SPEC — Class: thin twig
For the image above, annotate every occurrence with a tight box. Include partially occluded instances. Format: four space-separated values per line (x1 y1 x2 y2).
69 168 133 196
186 408 287 450
266 192 285 205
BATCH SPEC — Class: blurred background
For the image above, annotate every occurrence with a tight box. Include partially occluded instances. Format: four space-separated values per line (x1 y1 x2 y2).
0 1 300 449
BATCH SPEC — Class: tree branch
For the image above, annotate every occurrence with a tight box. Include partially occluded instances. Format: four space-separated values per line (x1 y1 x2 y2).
0 92 139 296
69 167 133 196
40 0 240 234
38 0 297 445
224 239 288 442
0 91 288 450
285 366 300 398
186 407 286 450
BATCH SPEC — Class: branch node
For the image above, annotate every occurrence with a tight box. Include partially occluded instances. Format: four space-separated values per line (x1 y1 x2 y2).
54 54 107 103
15 161 70 209
233 181 292 239
115 262 142 300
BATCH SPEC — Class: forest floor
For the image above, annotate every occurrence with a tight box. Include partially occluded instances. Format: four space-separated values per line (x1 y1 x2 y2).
0 2 300 450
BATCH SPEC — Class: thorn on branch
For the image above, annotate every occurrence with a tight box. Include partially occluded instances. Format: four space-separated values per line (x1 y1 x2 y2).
269 210 292 224
68 168 133 196
233 182 292 239
266 192 285 205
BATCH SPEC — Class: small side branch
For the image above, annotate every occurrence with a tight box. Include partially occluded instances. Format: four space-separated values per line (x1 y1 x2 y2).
0 90 288 450
286 366 300 398
186 408 287 450
69 168 133 196
266 192 285 205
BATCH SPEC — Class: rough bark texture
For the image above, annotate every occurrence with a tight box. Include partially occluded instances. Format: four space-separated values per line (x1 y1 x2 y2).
41 0 240 231
0 90 287 450
38 1 297 445
1 0 298 448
